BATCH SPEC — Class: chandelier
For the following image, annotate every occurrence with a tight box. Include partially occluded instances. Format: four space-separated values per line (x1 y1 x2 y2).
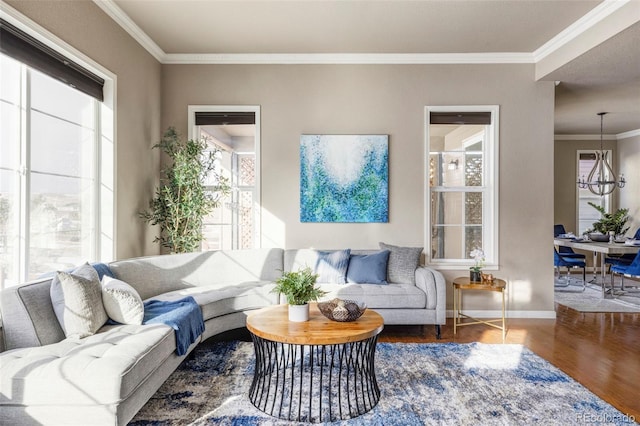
576 112 625 196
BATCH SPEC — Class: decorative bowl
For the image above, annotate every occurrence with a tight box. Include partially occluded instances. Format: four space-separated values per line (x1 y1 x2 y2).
588 233 609 242
318 298 367 322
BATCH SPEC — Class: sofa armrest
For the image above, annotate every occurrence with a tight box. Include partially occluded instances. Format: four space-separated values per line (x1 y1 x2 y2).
415 267 446 325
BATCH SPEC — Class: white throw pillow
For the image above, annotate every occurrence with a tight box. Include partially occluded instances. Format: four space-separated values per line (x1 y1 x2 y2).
56 269 108 338
101 276 144 325
50 262 102 331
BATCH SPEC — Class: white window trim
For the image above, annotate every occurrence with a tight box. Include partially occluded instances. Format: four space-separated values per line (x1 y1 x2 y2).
1 3 117 279
424 105 499 270
188 105 261 249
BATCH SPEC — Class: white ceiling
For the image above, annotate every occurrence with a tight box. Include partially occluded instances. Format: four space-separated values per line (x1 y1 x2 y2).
101 0 640 136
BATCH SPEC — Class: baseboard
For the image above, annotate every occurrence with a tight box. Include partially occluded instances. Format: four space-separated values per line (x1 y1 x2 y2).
446 310 556 319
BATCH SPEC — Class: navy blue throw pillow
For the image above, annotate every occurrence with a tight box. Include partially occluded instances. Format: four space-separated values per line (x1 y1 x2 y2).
346 250 390 284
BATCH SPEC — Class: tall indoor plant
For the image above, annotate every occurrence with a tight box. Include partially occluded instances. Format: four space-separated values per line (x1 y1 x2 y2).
272 267 327 322
140 127 230 253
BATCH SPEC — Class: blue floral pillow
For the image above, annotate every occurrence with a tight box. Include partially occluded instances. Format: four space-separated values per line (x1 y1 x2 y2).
315 249 351 284
346 250 390 284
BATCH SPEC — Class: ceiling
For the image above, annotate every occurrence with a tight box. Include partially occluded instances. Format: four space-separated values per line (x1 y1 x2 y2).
103 0 640 136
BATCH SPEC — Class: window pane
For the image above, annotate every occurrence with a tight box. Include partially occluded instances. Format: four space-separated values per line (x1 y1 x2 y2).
29 173 93 279
239 190 253 249
238 155 255 186
465 226 483 257
202 224 231 251
31 69 94 126
0 54 21 105
0 170 17 289
1 99 20 170
465 192 483 224
432 191 464 225
31 110 95 177
432 225 463 259
464 153 483 186
429 153 483 188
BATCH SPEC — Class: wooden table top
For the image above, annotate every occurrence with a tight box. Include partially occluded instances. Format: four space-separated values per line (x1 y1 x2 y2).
452 276 506 291
246 303 384 345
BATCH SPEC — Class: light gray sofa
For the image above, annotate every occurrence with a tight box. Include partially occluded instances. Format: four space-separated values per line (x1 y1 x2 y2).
0 248 446 425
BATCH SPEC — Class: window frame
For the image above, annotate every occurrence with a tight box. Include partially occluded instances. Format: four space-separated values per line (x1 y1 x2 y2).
188 105 261 250
424 105 499 270
1 6 115 285
575 149 611 235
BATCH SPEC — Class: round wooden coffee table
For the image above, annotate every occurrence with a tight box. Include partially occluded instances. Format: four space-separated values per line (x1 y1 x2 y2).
246 303 384 422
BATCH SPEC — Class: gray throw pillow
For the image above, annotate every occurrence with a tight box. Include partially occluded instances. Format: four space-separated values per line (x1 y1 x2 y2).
55 268 108 338
379 242 423 284
101 276 144 325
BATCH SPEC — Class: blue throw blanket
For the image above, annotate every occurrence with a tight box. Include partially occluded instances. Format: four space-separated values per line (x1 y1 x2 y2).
143 296 205 356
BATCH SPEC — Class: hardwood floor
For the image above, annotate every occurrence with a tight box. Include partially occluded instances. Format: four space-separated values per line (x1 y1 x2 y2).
378 304 640 418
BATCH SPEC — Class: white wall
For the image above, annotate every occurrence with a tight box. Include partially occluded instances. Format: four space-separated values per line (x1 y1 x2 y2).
618 134 640 235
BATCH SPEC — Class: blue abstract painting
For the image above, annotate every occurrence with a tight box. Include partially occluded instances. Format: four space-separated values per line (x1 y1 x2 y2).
300 135 389 223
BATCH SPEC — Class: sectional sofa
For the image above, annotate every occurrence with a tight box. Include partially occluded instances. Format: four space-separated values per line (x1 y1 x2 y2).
0 247 446 425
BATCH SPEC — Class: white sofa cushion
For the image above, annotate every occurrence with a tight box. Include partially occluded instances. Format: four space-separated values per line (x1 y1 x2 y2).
317 283 427 309
0 324 175 406
102 276 144 325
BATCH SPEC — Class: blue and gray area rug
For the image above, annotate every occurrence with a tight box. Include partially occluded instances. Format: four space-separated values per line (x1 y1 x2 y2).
130 341 634 425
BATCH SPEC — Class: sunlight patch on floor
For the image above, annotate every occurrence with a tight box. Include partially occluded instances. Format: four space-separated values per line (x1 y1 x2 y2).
463 344 523 370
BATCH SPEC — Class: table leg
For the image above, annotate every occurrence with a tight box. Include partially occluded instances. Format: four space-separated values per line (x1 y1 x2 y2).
249 335 380 422
501 288 506 342
453 286 457 335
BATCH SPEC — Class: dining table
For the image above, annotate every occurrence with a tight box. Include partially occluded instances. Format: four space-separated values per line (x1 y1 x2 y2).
554 238 640 298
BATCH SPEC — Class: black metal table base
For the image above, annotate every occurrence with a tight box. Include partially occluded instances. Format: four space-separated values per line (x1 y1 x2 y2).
248 334 380 422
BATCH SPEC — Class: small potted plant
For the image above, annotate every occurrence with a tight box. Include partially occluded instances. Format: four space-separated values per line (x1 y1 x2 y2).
272 267 327 322
469 248 484 282
583 202 630 242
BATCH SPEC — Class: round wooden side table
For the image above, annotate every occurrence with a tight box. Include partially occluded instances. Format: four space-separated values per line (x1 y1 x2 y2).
246 303 384 422
452 276 507 341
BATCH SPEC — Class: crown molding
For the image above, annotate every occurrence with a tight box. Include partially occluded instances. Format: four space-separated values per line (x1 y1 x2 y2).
92 0 165 62
533 0 631 62
162 52 534 65
617 128 640 140
553 132 640 141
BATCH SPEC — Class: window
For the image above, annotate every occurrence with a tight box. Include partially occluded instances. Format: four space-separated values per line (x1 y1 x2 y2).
188 106 261 250
576 150 610 235
0 17 114 289
425 106 499 269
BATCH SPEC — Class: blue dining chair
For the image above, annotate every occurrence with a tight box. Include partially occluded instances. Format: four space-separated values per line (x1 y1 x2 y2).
605 227 640 268
610 250 640 291
554 224 586 260
554 247 586 290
